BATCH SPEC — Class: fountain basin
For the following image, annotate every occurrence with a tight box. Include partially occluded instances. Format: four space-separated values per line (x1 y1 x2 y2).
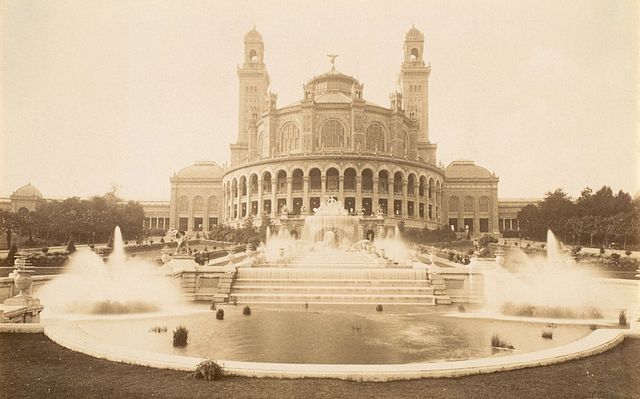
42 305 634 381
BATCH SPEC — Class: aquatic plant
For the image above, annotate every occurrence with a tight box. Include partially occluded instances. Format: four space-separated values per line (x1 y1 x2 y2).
173 326 189 347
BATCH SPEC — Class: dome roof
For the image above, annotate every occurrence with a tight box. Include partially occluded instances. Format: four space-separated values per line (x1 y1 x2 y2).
244 28 263 42
445 160 494 179
12 183 42 198
305 68 361 99
406 26 424 40
176 162 223 179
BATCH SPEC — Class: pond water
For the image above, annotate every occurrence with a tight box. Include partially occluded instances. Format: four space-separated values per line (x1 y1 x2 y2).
76 304 592 364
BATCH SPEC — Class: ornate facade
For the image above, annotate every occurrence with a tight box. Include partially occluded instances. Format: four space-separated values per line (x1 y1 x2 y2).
167 27 522 237
222 27 446 234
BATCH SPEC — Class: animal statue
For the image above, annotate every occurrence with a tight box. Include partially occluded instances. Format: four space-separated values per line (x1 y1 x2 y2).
166 228 189 255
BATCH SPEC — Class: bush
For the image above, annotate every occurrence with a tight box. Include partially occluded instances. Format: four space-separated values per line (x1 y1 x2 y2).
6 244 18 265
619 310 627 326
625 250 632 256
457 305 466 313
193 359 224 381
66 239 76 253
491 334 514 349
243 306 251 316
216 309 224 320
160 237 165 243
172 326 189 347
541 330 553 339
376 304 383 312
571 246 582 255
599 246 605 255
41 246 49 254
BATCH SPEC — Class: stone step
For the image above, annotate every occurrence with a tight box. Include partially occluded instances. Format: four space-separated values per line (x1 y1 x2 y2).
229 293 437 305
236 267 428 281
233 278 430 287
232 286 435 295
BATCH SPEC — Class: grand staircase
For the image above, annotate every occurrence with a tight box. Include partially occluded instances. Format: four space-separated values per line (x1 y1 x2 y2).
227 250 451 305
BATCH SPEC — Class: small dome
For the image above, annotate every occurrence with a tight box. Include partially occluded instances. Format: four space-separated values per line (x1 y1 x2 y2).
244 28 263 42
405 26 424 40
445 160 494 179
12 183 42 198
176 162 223 179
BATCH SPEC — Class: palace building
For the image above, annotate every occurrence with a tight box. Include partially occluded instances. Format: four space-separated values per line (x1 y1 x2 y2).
2 27 537 241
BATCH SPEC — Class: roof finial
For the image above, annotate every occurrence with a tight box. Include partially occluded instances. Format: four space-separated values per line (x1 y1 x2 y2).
327 53 339 70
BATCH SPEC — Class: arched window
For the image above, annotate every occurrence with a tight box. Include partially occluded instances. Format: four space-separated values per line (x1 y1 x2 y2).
410 48 419 61
280 124 300 153
249 49 257 62
365 123 385 152
193 196 204 212
321 120 344 149
463 197 474 213
208 196 218 211
479 196 490 213
448 196 459 213
178 196 188 212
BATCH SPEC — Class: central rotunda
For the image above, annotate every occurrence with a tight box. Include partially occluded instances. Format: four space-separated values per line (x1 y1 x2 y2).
223 27 454 239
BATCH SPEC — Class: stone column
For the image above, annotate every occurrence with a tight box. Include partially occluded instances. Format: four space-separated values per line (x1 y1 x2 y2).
303 176 309 213
271 180 277 218
236 184 241 221
321 174 326 200
257 179 263 216
389 178 396 216
414 188 420 220
355 176 362 212
245 182 251 219
338 176 344 205
373 177 379 213
286 177 293 211
402 180 408 218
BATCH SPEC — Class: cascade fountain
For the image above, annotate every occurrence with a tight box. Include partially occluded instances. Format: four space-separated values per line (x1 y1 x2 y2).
485 230 628 318
301 197 359 248
38 226 185 315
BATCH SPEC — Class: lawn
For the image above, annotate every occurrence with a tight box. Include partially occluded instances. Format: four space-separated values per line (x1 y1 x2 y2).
0 333 638 399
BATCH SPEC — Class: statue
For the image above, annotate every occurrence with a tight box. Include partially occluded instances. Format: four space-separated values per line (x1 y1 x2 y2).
166 229 189 256
280 204 288 215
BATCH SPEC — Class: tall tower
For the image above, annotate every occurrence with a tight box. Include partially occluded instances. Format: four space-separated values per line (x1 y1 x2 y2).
399 26 431 143
231 28 270 165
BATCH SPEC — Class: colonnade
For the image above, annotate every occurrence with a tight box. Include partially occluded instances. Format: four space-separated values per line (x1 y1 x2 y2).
223 166 443 225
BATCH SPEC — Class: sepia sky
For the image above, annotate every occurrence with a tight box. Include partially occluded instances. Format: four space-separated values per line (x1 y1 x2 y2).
1 0 638 200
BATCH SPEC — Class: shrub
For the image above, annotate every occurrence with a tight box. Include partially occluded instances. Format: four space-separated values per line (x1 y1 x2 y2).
542 324 554 339
193 359 224 381
619 310 627 326
457 305 466 313
478 247 491 257
124 241 128 245
376 304 383 312
41 246 49 254
571 246 582 255
216 309 224 320
172 326 189 347
625 250 632 256
611 253 621 261
589 324 598 331
491 334 514 349
243 306 251 316
149 325 168 333
599 246 605 255
66 239 76 253
160 237 165 243
6 244 18 265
